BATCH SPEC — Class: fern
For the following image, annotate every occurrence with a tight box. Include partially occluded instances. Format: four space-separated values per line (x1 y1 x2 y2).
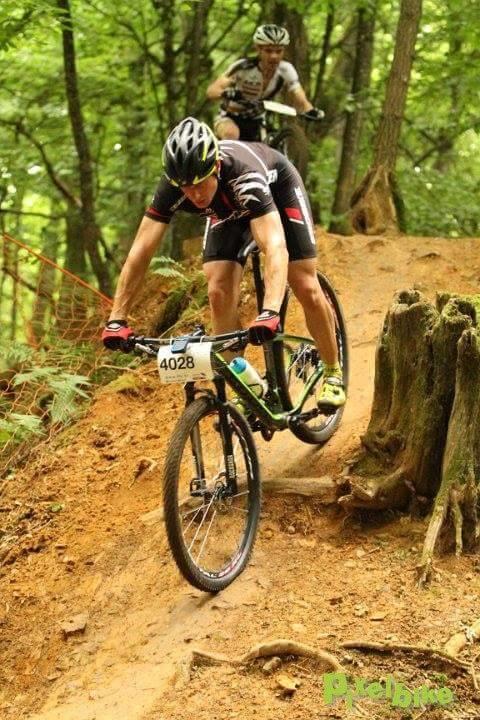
0 342 35 372
11 367 90 426
150 256 186 279
47 374 90 425
0 413 45 443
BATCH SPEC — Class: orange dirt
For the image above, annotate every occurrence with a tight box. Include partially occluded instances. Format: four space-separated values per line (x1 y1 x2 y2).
1 232 480 720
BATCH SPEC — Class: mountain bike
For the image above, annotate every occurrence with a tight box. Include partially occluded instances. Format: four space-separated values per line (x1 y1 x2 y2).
129 242 348 592
231 98 323 179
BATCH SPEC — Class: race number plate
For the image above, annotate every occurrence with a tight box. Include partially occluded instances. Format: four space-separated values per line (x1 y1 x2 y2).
157 342 214 383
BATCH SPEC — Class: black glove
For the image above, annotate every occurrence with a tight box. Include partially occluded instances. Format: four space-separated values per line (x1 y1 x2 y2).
248 310 280 345
222 87 243 102
302 107 325 121
102 319 134 352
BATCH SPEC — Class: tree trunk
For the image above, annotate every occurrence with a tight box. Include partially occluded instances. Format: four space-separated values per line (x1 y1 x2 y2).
313 2 335 107
329 4 377 235
120 57 150 258
340 290 480 583
57 0 111 295
350 0 423 234
30 223 59 345
153 0 177 131
183 0 214 114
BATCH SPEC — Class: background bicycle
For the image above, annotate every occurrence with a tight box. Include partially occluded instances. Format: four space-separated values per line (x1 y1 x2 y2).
231 98 324 180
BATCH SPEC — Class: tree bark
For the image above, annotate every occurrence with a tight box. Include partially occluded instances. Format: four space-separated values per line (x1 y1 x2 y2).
183 0 214 114
313 2 335 107
340 290 480 583
30 223 59 345
57 0 111 294
329 4 377 234
350 0 423 234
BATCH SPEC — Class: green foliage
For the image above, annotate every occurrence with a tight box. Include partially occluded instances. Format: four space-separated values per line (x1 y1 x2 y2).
12 366 90 425
0 342 36 371
1 0 479 308
150 256 187 279
0 413 44 445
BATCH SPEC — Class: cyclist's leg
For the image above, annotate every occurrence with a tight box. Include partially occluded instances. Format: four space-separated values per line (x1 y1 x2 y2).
288 260 345 409
202 217 248 338
274 166 345 408
214 113 262 141
203 260 243 334
214 115 240 140
287 259 338 366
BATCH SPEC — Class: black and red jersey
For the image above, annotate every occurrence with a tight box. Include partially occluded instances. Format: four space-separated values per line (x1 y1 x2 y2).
145 141 297 228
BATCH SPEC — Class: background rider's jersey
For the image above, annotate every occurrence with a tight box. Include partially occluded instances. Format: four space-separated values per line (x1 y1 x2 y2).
222 57 300 118
145 141 298 227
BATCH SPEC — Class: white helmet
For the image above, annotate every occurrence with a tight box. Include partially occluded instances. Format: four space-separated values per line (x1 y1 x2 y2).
253 24 290 47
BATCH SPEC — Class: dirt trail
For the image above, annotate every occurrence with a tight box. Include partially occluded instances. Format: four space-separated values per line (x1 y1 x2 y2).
2 233 480 720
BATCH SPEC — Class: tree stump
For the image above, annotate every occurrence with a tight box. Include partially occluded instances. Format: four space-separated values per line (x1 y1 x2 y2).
340 289 480 582
349 165 403 235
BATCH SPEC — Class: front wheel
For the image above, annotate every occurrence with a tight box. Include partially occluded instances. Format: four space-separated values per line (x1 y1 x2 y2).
163 396 261 592
275 272 349 445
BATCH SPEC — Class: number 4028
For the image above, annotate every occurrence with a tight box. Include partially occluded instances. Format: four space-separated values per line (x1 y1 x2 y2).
159 356 195 370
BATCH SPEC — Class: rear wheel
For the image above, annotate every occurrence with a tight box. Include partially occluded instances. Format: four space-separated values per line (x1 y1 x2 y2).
163 396 261 592
275 273 349 445
270 125 309 180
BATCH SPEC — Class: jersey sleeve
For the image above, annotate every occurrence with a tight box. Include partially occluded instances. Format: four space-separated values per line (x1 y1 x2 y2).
281 61 301 93
225 58 248 78
144 179 182 224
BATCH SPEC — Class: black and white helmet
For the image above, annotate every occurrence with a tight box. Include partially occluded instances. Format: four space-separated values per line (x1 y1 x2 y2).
162 117 219 187
253 24 290 47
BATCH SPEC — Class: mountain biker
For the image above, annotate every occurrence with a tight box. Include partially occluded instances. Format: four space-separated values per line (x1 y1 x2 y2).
206 24 323 141
102 117 345 412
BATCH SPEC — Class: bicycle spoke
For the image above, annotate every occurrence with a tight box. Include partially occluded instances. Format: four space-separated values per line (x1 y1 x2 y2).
195 508 217 565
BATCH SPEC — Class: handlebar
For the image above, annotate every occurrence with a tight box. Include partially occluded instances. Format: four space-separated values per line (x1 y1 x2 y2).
127 327 249 355
223 97 324 121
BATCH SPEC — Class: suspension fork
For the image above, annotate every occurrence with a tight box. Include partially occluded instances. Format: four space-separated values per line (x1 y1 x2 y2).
185 383 206 493
214 378 238 495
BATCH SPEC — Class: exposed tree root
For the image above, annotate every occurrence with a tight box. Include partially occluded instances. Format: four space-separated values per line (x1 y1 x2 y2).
341 639 472 673
178 639 344 683
141 477 338 526
444 619 480 657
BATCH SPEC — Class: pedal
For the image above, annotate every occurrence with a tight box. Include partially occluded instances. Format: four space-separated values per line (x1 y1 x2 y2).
317 402 339 417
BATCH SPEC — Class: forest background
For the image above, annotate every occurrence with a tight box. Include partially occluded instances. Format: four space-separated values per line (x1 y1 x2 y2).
0 0 479 336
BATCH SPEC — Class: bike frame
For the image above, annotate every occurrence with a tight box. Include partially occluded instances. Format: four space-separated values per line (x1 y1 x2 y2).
248 99 298 145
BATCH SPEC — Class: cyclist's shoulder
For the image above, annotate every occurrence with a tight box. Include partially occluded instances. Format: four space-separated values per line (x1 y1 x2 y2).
219 140 280 176
146 177 185 218
278 60 299 77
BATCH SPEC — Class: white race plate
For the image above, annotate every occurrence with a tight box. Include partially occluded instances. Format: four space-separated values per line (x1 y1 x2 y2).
157 342 214 383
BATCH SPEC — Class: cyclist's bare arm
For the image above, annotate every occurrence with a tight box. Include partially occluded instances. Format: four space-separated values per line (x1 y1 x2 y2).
250 211 288 313
289 85 313 113
109 217 168 320
206 74 234 100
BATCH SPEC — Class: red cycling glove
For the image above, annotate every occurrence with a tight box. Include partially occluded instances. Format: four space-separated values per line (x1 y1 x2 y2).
102 320 134 352
248 309 280 345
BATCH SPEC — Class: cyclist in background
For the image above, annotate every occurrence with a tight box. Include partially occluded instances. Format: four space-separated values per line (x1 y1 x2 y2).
206 24 323 141
102 117 345 412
